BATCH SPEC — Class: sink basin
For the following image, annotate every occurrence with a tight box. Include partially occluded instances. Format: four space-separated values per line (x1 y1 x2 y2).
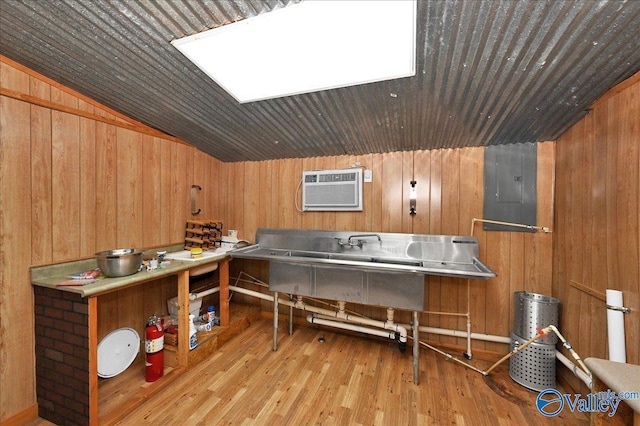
230 228 496 279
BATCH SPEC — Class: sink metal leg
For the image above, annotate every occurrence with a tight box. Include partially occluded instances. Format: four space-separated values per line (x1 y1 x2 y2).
288 294 294 335
413 311 420 385
273 291 279 351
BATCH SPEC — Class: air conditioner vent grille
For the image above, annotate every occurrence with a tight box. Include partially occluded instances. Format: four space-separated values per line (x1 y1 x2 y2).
302 169 363 211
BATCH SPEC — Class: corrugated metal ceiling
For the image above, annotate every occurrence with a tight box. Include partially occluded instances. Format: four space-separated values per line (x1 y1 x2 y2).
1 0 639 162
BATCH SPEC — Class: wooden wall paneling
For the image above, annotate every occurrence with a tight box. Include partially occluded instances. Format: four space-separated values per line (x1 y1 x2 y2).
207 154 220 222
219 160 232 228
459 147 486 350
369 153 384 233
401 151 414 234
380 151 403 233
97 292 119 341
439 149 460 345
508 232 525 333
259 160 274 230
232 161 261 306
159 138 174 245
51 87 81 261
191 149 206 218
604 100 621 307
590 112 609 360
229 161 245 233
217 161 231 230
201 152 213 219
243 160 260 242
30 77 53 264
355 154 374 232
277 159 301 229
615 88 639 361
95 122 118 251
79 100 97 257
554 80 639 369
440 149 460 235
553 130 569 309
484 231 511 352
115 128 143 248
632 83 640 362
143 278 173 320
411 150 431 235
180 144 194 241
169 143 190 244
0 63 35 420
142 134 162 248
117 285 144 342
199 150 213 219
426 149 443 335
566 122 584 357
300 157 321 231
531 142 554 297
574 121 592 356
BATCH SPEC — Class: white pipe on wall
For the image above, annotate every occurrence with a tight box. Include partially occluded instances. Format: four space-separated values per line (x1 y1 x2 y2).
605 289 627 363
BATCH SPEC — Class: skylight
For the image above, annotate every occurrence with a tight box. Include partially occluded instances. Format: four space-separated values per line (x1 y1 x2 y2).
171 0 417 103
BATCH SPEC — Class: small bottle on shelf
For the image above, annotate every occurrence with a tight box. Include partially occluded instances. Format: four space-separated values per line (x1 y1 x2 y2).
188 314 198 350
207 305 216 326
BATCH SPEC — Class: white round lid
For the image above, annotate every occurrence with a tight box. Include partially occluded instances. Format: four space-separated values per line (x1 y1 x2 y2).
97 327 140 378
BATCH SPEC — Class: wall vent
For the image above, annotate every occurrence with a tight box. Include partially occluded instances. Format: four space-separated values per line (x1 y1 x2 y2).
302 169 363 211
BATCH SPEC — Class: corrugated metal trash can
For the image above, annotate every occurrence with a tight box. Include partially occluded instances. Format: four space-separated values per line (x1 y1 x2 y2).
509 291 560 391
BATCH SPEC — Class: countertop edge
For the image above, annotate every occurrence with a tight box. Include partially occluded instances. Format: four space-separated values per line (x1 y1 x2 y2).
31 249 229 297
584 357 640 413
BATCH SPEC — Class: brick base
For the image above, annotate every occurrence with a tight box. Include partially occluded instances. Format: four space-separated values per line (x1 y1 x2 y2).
34 286 90 426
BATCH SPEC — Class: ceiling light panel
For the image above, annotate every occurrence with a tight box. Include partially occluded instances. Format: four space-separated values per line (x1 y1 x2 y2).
172 0 417 103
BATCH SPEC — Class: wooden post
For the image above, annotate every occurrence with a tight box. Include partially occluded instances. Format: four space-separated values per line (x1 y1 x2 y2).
219 258 230 326
89 297 99 426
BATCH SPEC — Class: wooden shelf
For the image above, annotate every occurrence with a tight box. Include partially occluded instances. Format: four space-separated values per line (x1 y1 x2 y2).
98 303 261 425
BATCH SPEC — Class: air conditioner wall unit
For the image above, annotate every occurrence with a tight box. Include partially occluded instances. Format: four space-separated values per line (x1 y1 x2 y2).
302 168 363 211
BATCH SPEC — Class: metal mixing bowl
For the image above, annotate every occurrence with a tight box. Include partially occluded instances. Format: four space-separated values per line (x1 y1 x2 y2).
96 248 143 277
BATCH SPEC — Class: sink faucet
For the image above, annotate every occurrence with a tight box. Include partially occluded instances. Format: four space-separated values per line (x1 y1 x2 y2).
338 234 381 248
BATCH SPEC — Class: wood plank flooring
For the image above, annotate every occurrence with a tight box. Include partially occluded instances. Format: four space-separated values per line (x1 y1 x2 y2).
31 318 589 425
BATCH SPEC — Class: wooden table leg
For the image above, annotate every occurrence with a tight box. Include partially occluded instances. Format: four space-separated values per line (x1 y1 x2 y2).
177 270 190 368
219 258 230 326
89 297 98 426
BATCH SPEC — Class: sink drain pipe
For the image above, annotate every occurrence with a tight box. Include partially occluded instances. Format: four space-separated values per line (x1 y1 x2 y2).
201 281 591 388
306 314 399 341
293 299 408 347
228 284 409 344
227 285 418 382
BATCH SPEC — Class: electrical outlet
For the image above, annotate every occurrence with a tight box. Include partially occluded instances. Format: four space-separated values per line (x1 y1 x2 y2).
364 169 372 183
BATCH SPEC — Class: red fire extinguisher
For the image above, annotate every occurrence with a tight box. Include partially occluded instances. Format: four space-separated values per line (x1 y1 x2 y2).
145 315 164 382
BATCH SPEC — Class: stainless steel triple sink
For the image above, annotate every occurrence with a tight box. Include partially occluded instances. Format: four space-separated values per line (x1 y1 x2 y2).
231 228 496 311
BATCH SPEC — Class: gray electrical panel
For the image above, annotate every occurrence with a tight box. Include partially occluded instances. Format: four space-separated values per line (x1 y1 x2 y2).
483 143 537 232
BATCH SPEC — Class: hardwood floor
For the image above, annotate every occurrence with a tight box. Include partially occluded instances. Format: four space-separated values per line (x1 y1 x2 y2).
31 317 589 425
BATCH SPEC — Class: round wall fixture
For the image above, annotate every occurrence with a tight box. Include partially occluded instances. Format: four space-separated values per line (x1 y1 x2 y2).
97 327 140 378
